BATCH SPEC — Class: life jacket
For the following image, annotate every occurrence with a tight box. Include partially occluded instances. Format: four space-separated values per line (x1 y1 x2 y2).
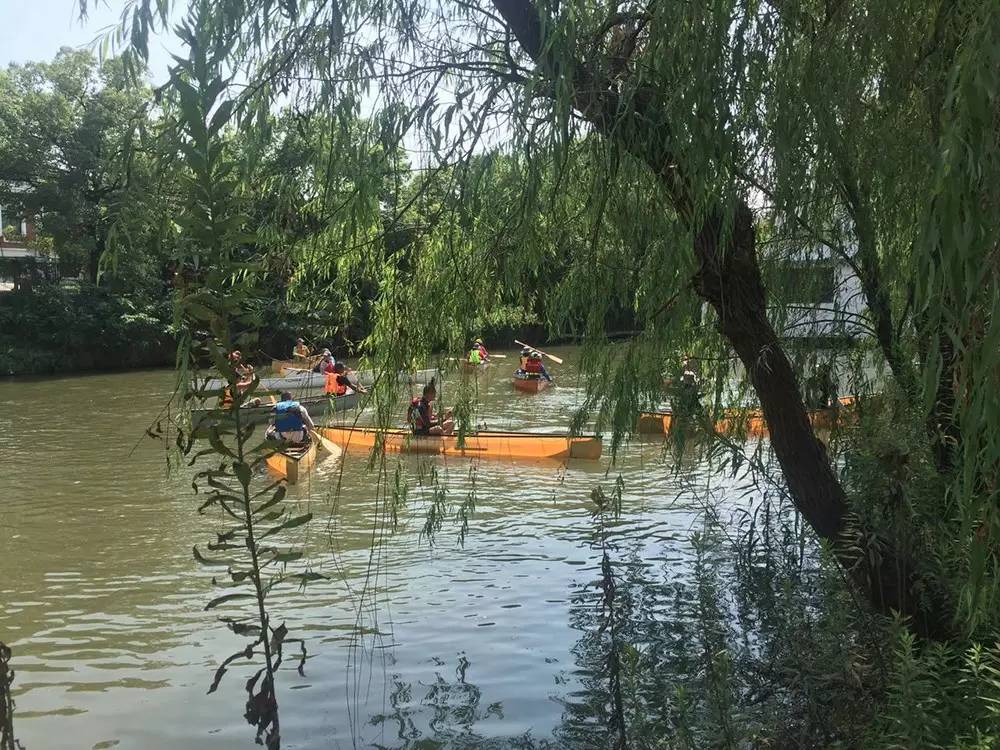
525 357 543 375
468 348 482 365
325 372 348 396
408 397 430 431
222 387 234 408
294 344 309 358
274 400 305 433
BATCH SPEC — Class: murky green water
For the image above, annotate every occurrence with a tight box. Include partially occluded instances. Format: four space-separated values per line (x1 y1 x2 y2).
0 347 733 749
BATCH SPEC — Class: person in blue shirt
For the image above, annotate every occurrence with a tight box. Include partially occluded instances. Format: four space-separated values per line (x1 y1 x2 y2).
268 391 316 444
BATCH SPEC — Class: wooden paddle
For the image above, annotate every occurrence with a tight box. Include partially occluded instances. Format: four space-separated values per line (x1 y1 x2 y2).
514 340 564 365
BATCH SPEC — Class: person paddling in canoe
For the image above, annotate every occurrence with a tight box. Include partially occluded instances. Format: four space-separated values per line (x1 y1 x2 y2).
266 390 316 444
325 361 368 396
670 355 703 420
408 380 454 435
517 346 530 372
467 338 490 365
524 350 553 381
221 350 257 408
292 337 311 360
312 350 335 373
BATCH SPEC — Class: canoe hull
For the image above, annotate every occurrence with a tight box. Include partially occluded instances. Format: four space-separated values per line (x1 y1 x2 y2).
317 427 602 461
637 397 856 437
272 355 323 376
205 367 439 394
265 440 319 484
512 375 551 393
192 391 360 432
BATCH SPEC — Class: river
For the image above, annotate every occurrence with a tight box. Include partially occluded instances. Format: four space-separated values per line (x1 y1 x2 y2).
0 347 748 749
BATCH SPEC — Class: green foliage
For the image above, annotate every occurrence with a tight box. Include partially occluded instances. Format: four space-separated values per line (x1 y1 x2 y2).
100 0 1000 744
0 282 173 375
152 8 323 748
0 49 165 283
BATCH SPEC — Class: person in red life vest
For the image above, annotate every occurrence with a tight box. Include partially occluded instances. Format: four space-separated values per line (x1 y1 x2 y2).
517 346 531 373
312 349 335 373
266 390 316 444
407 380 453 435
524 351 552 381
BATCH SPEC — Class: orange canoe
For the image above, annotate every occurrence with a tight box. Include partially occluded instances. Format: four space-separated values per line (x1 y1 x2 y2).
637 397 856 437
317 426 602 461
512 374 551 393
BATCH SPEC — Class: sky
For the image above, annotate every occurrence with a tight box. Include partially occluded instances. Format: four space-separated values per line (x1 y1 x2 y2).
0 0 175 82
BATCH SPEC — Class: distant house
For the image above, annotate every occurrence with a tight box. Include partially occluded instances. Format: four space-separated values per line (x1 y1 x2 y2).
773 243 868 342
0 207 59 291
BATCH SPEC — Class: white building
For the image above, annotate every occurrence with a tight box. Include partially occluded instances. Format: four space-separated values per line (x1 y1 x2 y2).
774 243 868 341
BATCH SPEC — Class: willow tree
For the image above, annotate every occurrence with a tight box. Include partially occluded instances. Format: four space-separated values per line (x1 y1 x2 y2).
106 0 999 639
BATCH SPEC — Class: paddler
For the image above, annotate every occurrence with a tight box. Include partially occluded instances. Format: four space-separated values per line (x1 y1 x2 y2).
324 361 369 396
524 350 553 381
266 390 316 444
221 350 256 407
228 350 255 381
467 338 489 365
672 355 702 415
408 380 454 435
312 349 335 374
804 358 837 409
292 337 311 360
517 346 531 373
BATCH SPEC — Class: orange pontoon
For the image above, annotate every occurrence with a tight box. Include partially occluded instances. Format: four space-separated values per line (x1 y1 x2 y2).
317 426 602 461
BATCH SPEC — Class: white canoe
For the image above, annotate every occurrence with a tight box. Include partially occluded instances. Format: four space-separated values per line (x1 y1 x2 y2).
191 391 361 432
202 367 441 394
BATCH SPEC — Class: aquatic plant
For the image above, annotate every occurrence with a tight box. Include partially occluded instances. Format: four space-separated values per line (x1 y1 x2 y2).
0 642 23 750
145 11 320 747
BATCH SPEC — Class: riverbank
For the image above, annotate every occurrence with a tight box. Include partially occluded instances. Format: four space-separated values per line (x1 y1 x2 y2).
0 283 175 376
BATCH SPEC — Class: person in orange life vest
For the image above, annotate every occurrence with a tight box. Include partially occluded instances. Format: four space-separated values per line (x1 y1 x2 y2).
408 380 453 436
267 390 316 444
221 350 256 407
324 362 368 396
524 351 552 381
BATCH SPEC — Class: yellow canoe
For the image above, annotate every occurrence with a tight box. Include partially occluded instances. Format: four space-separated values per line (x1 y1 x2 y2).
317 426 602 461
265 440 320 484
637 397 856 437
272 355 323 376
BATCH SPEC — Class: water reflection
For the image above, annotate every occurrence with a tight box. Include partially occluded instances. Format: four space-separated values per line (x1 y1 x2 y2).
0 351 773 748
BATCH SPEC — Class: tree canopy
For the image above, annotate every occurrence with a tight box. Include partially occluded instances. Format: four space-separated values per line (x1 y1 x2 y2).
69 0 1000 744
